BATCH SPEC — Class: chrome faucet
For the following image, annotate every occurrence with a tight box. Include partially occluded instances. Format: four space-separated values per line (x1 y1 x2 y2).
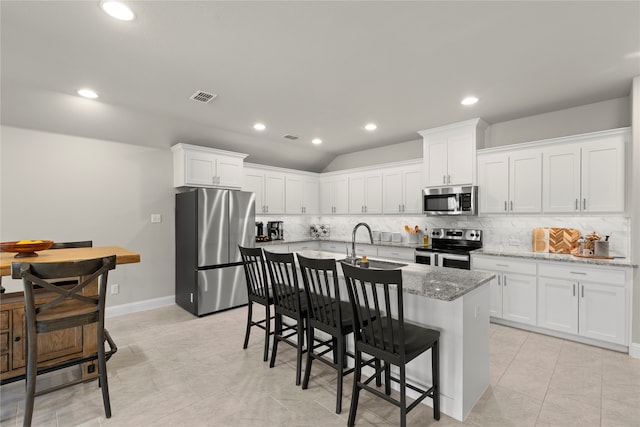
351 222 374 263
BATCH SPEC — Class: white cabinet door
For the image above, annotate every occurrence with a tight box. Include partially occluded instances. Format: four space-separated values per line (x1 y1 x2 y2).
509 151 542 213
475 269 502 318
403 167 423 213
216 156 244 188
349 175 366 214
285 174 304 214
365 173 383 214
382 169 403 213
303 178 319 214
447 132 473 185
478 153 509 214
319 178 335 214
581 138 625 213
425 138 449 187
579 282 626 345
184 150 217 186
333 176 349 214
502 273 537 326
542 144 581 213
264 173 285 214
243 170 265 213
537 277 578 334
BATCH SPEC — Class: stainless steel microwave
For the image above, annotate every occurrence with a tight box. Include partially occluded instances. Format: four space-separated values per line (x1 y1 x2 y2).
422 186 478 216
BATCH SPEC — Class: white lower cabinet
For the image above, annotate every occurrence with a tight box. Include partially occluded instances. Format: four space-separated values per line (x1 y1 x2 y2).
472 256 537 326
376 246 415 262
538 263 627 345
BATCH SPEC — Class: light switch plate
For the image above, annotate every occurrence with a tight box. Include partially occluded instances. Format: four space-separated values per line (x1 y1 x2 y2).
151 214 162 223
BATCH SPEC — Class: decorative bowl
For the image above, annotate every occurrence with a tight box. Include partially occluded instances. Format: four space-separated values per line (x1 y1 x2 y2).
0 240 54 258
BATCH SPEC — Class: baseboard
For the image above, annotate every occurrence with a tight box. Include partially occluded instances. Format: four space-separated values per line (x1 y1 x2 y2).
106 295 174 318
630 342 640 359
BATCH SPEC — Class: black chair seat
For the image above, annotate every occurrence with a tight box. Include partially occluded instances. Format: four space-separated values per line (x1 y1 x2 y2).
361 318 439 362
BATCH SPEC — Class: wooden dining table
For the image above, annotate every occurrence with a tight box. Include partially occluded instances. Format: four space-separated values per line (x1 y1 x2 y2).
0 245 141 277
0 246 140 383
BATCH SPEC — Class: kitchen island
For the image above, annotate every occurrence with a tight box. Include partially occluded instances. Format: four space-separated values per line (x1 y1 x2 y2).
294 250 494 422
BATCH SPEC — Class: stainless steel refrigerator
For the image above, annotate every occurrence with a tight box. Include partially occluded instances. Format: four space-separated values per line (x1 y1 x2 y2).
175 188 255 316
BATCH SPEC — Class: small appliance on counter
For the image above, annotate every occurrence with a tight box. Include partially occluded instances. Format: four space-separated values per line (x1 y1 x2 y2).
255 222 269 242
267 221 284 240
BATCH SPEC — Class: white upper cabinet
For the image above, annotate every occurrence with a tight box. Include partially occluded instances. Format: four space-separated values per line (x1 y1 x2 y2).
419 118 488 187
477 149 542 214
542 129 627 214
349 171 383 214
172 143 247 189
285 173 319 214
382 162 423 214
320 174 349 214
243 166 285 214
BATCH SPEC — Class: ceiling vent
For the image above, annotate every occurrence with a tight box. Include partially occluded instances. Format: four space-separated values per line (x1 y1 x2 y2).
283 134 299 140
190 90 217 104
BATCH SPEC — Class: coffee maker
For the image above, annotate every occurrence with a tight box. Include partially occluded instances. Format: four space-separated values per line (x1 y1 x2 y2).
267 221 284 240
255 222 267 242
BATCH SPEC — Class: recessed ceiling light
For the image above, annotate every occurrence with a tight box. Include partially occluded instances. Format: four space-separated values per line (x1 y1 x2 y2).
100 1 135 21
77 88 99 99
461 96 479 106
364 123 377 131
312 138 322 145
253 123 266 131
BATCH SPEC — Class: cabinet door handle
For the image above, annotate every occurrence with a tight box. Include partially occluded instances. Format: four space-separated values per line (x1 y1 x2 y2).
448 174 451 184
497 276 501 286
266 205 269 213
575 199 578 210
504 277 507 287
399 204 402 212
570 271 587 275
443 175 446 184
496 263 509 267
573 283 576 297
402 204 405 212
583 198 587 210
504 201 507 211
13 336 21 342
510 201 514 211
581 285 584 298
365 206 367 213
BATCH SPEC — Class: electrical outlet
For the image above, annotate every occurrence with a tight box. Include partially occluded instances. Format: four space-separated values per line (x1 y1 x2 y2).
151 214 162 223
111 283 119 295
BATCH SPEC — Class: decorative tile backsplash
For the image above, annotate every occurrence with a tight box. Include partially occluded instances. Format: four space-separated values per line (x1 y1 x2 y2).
258 214 631 258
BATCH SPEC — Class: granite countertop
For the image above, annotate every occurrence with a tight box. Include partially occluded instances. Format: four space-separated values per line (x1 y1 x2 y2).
473 248 636 268
296 250 494 302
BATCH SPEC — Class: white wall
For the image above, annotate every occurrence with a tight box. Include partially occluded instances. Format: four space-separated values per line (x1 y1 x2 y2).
0 126 175 307
322 139 422 172
485 97 631 148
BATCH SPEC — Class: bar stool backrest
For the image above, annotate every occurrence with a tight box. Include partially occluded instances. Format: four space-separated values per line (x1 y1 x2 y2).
341 263 406 364
296 254 343 334
264 251 302 316
238 246 270 303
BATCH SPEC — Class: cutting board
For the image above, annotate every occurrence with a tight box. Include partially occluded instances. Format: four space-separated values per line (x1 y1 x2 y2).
549 228 581 253
532 228 549 252
532 227 581 253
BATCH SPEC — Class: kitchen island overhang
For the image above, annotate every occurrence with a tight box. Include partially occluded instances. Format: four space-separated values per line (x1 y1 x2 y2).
293 250 494 422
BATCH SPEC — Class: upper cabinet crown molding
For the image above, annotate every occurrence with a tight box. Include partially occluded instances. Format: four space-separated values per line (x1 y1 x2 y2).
171 143 248 189
419 118 488 188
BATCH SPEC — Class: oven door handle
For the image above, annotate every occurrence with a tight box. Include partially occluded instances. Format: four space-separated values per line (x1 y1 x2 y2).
438 253 469 262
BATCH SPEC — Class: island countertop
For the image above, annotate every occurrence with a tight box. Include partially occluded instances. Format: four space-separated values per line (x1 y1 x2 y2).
296 250 494 302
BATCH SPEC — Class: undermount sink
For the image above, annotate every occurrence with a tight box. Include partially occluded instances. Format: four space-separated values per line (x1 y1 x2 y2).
339 258 407 270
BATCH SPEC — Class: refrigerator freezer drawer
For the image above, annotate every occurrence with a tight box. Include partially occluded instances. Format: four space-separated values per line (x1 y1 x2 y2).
197 265 248 315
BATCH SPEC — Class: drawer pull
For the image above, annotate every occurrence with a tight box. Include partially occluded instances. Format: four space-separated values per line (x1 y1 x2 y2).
573 284 576 297
496 264 509 267
13 336 20 342
570 271 587 275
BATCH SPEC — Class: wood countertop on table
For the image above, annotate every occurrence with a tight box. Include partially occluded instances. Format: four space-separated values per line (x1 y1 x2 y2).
1 246 141 277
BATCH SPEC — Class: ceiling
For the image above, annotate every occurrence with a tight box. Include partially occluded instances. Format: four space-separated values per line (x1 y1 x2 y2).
2 1 639 172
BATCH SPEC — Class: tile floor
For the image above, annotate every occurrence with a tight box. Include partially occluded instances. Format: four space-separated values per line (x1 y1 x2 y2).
1 304 639 426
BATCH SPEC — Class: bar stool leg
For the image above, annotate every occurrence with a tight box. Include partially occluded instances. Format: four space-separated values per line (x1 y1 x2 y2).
243 301 253 349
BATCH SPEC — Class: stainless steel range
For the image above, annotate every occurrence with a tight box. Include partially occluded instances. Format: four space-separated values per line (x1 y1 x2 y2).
414 228 482 270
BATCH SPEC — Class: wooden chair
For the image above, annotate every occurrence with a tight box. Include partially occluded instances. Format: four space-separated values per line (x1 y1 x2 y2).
11 255 117 427
296 254 361 414
263 250 307 385
341 262 440 427
238 246 274 362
